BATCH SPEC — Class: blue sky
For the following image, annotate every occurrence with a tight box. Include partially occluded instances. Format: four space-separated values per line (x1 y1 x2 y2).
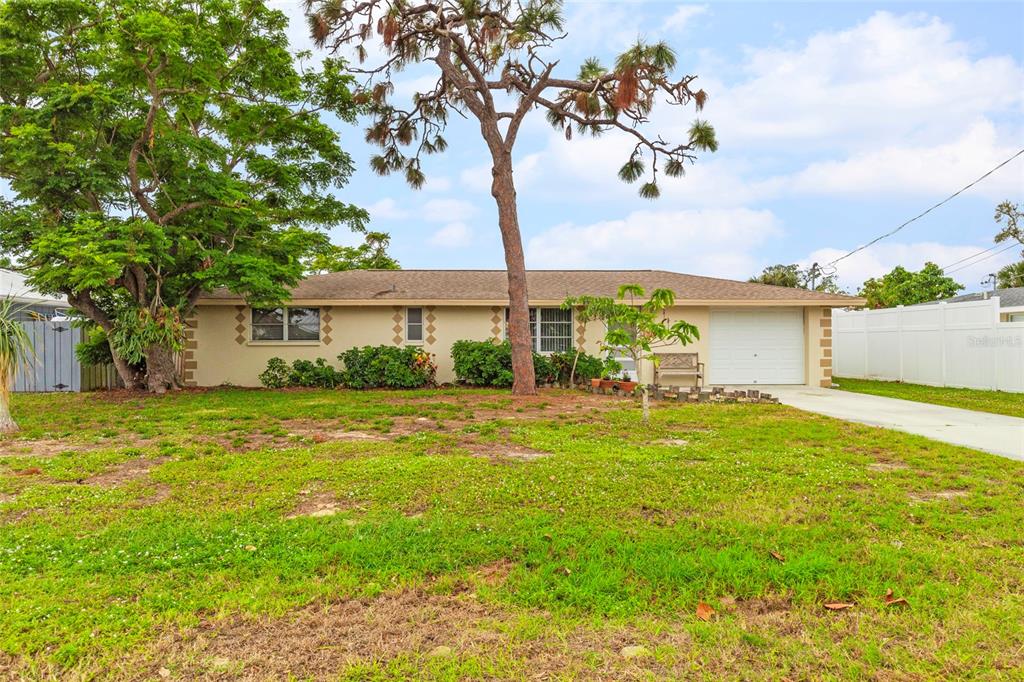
284 0 1024 293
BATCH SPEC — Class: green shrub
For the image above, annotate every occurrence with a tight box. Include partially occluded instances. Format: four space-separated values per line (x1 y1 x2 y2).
290 358 343 388
549 350 606 385
450 339 563 387
451 340 513 386
338 345 436 389
259 357 292 388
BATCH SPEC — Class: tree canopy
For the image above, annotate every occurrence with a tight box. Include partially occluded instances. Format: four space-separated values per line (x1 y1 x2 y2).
858 263 963 309
305 232 400 274
749 264 844 294
996 261 1024 289
306 0 717 394
0 0 366 391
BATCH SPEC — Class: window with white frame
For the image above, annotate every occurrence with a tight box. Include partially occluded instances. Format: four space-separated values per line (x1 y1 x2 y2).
251 307 320 341
406 307 423 343
504 307 572 353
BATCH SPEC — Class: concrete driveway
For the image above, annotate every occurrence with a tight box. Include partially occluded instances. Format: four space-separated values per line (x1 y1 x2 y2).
760 386 1024 461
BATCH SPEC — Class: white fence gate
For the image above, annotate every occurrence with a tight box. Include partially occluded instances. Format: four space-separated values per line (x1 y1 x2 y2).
833 297 1024 393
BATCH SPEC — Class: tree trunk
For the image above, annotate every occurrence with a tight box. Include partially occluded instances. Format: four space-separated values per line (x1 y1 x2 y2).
144 343 180 394
491 153 536 396
0 394 18 433
641 384 650 422
110 352 145 391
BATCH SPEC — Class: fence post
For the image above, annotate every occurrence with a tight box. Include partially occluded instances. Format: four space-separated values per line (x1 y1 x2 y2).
896 305 904 383
938 301 947 387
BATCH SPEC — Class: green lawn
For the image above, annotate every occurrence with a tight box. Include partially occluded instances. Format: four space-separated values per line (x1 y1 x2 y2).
834 377 1024 419
1 388 1022 680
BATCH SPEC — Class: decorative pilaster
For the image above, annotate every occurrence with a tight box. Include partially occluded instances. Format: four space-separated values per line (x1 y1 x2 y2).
819 308 833 388
489 306 502 342
233 305 246 345
322 306 333 346
425 306 437 346
182 314 198 387
391 306 403 345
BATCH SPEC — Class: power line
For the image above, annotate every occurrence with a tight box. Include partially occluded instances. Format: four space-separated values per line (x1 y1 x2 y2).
939 243 1002 271
945 242 1019 275
828 148 1024 267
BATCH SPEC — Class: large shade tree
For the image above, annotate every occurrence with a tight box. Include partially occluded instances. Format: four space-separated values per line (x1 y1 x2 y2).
0 0 366 392
858 263 963 309
306 0 718 395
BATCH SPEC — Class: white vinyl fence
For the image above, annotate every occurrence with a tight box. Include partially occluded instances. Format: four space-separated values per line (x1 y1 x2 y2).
833 297 1024 393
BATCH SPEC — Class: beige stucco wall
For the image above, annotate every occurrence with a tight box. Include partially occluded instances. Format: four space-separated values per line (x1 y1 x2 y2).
190 302 829 388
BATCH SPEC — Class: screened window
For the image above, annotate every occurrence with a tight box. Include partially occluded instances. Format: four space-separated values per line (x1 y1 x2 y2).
504 307 571 353
251 307 320 342
406 307 423 343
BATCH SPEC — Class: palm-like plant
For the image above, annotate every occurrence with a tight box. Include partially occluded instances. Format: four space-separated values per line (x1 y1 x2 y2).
0 298 34 433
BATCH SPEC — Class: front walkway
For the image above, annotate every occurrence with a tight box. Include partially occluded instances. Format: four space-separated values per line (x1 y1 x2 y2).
762 386 1024 461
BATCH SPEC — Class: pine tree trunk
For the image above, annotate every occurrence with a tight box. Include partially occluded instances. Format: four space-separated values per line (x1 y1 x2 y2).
144 344 180 394
0 394 18 433
491 153 537 396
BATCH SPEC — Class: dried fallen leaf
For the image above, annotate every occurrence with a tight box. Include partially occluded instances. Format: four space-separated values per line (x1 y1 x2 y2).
769 550 785 563
696 601 715 621
244 545 257 552
158 668 171 679
15 467 43 476
555 566 571 576
824 602 855 611
883 588 909 606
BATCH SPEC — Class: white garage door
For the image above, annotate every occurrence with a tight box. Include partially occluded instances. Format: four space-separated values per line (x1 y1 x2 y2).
709 309 805 385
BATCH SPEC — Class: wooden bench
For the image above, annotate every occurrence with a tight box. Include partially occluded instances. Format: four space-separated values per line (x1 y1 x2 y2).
654 353 704 388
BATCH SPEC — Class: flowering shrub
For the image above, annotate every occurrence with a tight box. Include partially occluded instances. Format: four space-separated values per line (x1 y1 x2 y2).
337 345 436 389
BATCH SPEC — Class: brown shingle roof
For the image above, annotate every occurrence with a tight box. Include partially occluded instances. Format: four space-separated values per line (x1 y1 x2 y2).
200 270 863 305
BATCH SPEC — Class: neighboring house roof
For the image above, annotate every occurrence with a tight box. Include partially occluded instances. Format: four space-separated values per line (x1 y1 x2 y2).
917 288 1024 309
0 269 65 307
201 269 863 305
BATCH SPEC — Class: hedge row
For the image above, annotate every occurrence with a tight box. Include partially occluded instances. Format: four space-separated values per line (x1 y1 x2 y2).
259 346 436 389
450 339 607 387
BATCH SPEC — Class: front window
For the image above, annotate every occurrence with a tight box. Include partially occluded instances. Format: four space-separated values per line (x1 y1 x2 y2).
505 307 572 353
406 307 423 343
251 307 320 342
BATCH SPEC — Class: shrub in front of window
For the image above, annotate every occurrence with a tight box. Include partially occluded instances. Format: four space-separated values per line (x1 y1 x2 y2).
450 340 559 387
337 346 436 389
549 350 606 386
259 357 292 388
290 358 343 388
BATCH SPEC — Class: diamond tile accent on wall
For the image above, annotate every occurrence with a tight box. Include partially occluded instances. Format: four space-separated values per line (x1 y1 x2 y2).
425 306 436 346
234 305 246 345
575 318 586 350
322 306 333 345
490 306 502 341
392 306 403 345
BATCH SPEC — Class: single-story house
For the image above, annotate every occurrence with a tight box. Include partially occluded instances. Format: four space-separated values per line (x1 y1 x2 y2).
919 288 1024 323
190 269 865 388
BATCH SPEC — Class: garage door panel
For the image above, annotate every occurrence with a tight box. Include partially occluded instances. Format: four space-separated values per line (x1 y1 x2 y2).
709 309 805 385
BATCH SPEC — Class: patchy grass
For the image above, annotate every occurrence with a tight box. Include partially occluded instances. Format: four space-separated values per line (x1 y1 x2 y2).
1 387 1022 680
834 377 1024 419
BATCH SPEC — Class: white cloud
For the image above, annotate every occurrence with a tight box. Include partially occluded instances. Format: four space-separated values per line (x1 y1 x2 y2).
785 121 1024 199
803 241 1020 291
526 208 782 277
429 222 474 248
709 11 1024 150
366 198 409 221
422 198 478 222
663 5 708 32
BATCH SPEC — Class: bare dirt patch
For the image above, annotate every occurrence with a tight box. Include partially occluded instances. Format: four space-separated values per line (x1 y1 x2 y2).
125 588 701 681
86 456 169 488
653 438 689 447
908 489 970 502
867 461 910 472
469 441 552 462
285 488 364 519
0 438 100 459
